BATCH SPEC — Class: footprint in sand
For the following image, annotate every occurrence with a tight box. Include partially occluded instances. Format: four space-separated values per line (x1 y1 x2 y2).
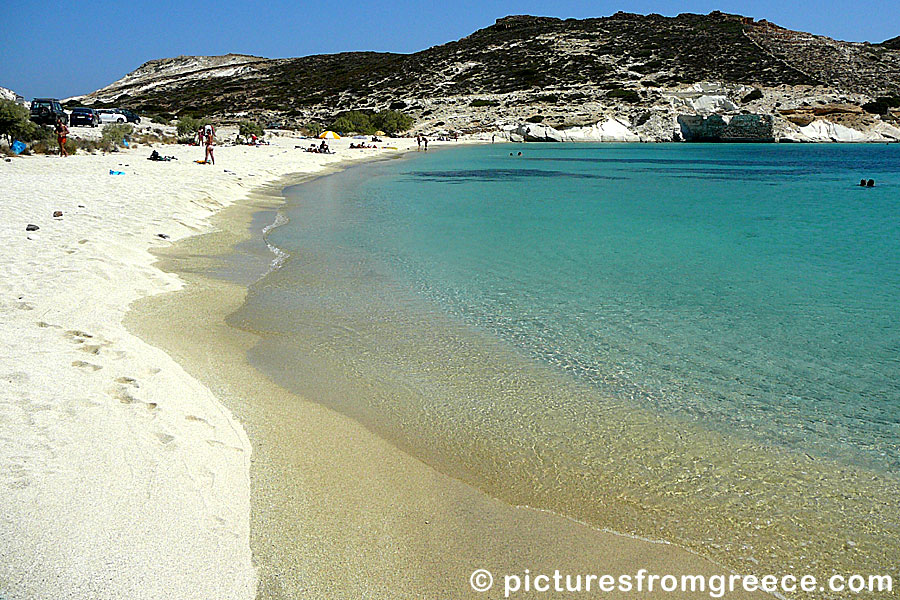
108 380 158 412
155 432 176 445
64 329 94 340
113 388 138 404
61 330 124 360
185 414 213 428
63 331 105 353
72 360 102 372
115 376 139 387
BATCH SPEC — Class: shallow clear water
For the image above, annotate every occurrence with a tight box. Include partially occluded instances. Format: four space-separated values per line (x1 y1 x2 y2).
230 143 900 580
275 144 899 469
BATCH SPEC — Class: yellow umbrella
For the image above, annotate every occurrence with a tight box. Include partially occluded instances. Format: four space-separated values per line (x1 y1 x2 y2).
318 130 341 139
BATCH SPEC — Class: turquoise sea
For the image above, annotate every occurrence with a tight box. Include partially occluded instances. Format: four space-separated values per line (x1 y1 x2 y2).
229 143 900 578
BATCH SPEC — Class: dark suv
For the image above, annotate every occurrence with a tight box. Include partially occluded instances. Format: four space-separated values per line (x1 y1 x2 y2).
30 98 68 126
70 107 100 127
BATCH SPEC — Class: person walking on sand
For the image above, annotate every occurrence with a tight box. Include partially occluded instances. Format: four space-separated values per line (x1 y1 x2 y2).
204 124 215 165
422 135 428 152
416 134 422 151
55 118 69 157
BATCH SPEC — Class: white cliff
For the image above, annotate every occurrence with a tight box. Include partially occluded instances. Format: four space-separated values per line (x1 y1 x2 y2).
674 95 739 115
511 117 641 143
794 120 900 142
564 118 642 142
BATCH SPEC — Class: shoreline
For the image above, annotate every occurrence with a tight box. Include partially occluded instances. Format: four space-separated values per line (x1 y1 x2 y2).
0 133 430 599
125 147 772 598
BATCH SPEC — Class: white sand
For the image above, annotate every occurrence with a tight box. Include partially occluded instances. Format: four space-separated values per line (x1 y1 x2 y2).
0 131 429 599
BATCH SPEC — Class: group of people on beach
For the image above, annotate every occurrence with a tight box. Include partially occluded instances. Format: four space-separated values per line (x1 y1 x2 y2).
304 140 333 154
416 134 428 151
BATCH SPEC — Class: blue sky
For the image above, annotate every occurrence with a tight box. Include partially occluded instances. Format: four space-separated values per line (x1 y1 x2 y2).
1 0 898 100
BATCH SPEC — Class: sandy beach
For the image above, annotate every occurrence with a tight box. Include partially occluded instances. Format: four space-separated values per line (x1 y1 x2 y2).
0 132 773 598
0 132 416 598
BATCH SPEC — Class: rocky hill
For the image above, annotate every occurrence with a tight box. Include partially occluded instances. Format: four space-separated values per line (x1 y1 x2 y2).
880 35 900 50
75 12 900 141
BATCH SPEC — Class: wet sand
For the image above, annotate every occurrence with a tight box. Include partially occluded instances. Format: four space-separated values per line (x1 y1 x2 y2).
126 171 767 599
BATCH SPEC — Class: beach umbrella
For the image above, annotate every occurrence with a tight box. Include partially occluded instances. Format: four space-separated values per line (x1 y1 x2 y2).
318 131 341 139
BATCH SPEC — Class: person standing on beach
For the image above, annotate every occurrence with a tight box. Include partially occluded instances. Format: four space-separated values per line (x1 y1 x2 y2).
422 136 428 152
204 125 215 165
55 118 69 157
416 134 422 151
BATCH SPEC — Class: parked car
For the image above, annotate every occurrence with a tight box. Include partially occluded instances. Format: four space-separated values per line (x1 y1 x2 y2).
98 108 141 124
98 109 126 124
30 98 68 126
69 107 100 127
117 108 141 124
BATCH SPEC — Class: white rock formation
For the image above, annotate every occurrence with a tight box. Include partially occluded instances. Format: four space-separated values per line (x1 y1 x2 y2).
777 118 900 143
666 83 743 115
871 121 900 141
798 120 881 142
564 118 641 142
799 120 867 141
513 123 567 142
512 118 641 143
674 95 739 114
